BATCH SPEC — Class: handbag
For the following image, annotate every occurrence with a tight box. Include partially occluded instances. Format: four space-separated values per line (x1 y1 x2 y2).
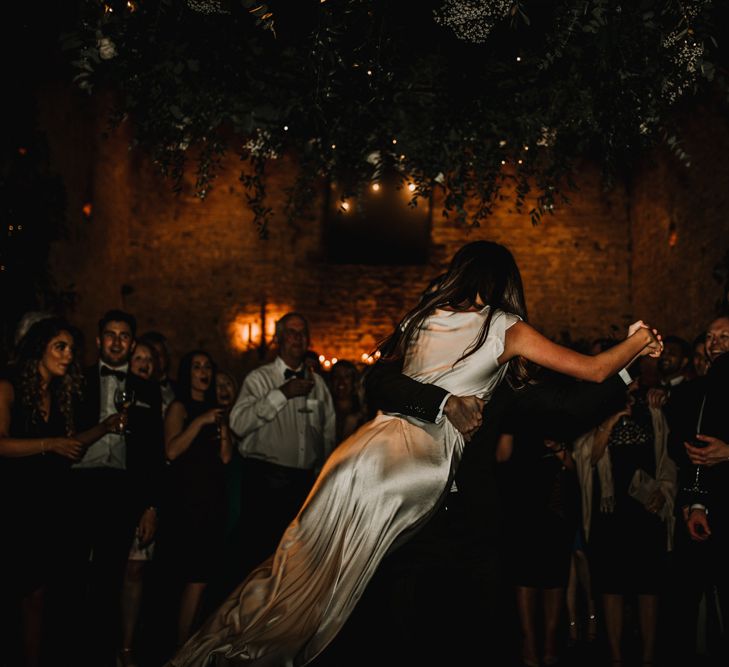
628 468 661 507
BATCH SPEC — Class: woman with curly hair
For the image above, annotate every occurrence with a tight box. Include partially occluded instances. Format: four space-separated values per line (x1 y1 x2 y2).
0 317 87 667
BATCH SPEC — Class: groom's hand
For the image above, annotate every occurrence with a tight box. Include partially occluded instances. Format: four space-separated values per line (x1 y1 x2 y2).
444 395 485 441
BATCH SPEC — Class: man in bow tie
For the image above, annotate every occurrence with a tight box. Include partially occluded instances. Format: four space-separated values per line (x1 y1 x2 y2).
226 312 336 585
55 309 164 667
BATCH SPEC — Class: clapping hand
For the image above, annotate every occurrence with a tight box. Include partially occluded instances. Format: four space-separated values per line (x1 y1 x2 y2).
444 395 485 442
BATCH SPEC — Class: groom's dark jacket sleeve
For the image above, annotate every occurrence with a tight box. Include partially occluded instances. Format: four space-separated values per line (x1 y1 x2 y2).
365 359 628 534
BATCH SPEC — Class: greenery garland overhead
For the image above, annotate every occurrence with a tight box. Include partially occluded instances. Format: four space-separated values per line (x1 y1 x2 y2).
64 0 725 237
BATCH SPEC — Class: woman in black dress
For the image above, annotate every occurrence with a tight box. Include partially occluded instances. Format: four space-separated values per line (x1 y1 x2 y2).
497 383 582 667
161 350 233 648
576 383 676 666
0 318 86 667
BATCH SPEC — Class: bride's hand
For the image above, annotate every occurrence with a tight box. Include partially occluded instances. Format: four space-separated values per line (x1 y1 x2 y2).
627 320 648 337
642 328 663 358
628 321 663 358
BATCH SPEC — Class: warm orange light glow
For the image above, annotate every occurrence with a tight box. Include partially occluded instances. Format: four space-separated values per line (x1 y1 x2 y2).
668 230 678 247
229 308 289 352
82 203 93 218
323 360 332 369
331 357 338 365
407 183 416 192
361 353 369 362
318 354 326 363
341 201 351 212
371 183 380 192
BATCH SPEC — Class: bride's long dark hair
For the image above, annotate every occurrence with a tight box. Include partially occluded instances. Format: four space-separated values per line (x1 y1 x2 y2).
379 241 530 387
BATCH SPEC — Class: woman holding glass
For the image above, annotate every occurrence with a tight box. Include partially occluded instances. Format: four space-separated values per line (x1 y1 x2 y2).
159 351 233 648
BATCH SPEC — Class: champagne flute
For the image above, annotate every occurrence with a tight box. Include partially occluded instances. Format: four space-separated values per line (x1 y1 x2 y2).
297 366 314 414
114 387 136 435
681 436 709 498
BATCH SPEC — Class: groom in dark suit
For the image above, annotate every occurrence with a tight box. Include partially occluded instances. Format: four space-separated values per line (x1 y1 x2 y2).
55 309 164 667
313 355 633 666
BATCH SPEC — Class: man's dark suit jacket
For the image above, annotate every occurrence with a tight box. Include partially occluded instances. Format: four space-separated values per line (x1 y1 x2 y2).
666 352 729 534
365 359 629 539
76 364 165 513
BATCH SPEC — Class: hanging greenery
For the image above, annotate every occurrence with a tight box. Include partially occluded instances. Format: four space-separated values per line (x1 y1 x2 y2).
63 0 725 237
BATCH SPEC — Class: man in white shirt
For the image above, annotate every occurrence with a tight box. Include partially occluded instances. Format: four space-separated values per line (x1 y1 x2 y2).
229 312 336 580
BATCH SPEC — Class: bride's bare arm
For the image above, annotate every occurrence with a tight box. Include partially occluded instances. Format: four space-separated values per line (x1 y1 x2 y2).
499 321 659 383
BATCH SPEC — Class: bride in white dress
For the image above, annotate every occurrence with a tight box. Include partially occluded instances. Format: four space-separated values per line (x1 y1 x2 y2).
168 241 661 667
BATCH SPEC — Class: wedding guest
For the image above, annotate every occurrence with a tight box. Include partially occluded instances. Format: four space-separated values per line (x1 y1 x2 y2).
228 312 336 581
118 339 162 667
573 381 676 666
215 370 242 538
159 351 233 648
664 315 729 664
140 331 176 414
328 360 368 445
689 332 709 379
0 318 85 667
497 419 581 667
62 310 164 667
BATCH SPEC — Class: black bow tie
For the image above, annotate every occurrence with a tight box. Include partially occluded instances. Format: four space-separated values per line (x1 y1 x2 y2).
100 366 127 382
284 368 305 380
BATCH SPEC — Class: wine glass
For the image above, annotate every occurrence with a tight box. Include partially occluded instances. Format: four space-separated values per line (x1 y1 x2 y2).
681 436 709 499
114 388 136 435
297 366 314 414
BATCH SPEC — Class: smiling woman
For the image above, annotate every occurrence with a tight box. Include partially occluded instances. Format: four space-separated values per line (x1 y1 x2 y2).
0 317 86 667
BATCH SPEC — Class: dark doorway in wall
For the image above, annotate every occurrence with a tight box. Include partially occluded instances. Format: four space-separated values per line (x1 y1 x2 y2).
323 172 432 265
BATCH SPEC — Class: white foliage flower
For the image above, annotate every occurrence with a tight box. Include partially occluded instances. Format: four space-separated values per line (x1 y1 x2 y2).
98 37 117 60
434 0 513 44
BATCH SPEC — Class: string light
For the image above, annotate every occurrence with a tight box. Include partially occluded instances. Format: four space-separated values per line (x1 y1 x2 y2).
371 183 380 192
82 203 93 218
283 125 289 131
407 183 416 192
391 138 397 145
341 201 351 211
331 143 336 149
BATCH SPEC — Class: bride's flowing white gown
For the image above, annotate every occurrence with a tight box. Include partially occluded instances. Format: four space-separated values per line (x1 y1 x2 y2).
168 307 518 666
